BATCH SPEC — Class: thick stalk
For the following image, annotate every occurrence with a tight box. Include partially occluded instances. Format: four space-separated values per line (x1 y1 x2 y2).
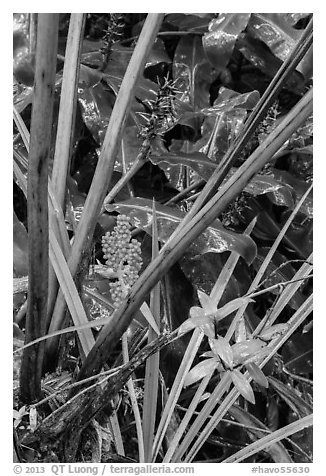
46 14 164 358
51 13 85 209
20 14 59 403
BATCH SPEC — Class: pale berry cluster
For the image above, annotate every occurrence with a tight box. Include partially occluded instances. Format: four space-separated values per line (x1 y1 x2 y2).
101 214 142 307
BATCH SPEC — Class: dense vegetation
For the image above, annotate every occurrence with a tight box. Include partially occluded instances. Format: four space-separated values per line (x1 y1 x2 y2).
13 13 313 463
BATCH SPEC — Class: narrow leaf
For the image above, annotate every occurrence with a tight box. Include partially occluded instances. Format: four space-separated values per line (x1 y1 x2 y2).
246 362 269 388
210 337 233 368
184 359 219 387
203 14 251 71
230 369 255 404
232 340 266 366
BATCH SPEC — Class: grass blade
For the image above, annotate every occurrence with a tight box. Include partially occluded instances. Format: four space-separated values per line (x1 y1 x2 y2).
152 329 204 461
143 200 161 462
182 295 313 462
49 229 95 357
223 414 312 463
122 334 144 461
164 220 257 462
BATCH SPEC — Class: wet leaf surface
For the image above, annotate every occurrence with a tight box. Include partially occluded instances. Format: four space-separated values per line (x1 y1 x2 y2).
230 369 255 404
173 34 216 110
106 197 257 263
203 13 251 72
247 14 312 80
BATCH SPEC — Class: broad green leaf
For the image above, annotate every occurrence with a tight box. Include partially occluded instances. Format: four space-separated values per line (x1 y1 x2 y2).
189 307 206 319
181 311 215 339
13 14 35 86
106 198 257 264
246 362 269 388
78 65 114 145
146 38 171 66
173 35 216 110
236 34 303 93
165 13 214 32
247 14 312 80
244 174 295 209
102 44 158 103
203 14 251 72
231 339 266 366
197 289 217 314
115 126 144 172
183 358 219 387
230 369 255 404
259 324 290 342
267 169 313 218
210 337 233 368
150 151 216 183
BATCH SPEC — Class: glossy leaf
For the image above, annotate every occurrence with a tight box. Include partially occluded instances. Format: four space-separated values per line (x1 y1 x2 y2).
102 45 158 104
183 358 219 387
78 65 114 145
179 312 215 339
150 150 216 183
106 197 257 264
210 337 233 368
205 87 260 114
197 289 216 314
190 105 249 164
244 174 295 209
246 362 269 388
247 14 312 80
236 33 303 92
160 87 260 186
173 35 216 110
231 339 266 366
203 14 251 72
115 126 144 172
13 14 35 86
146 38 171 67
164 13 213 33
179 252 247 306
230 369 255 404
267 169 313 218
285 13 311 26
259 324 289 342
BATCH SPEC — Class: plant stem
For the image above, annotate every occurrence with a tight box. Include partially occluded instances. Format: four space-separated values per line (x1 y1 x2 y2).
46 14 164 359
20 13 59 403
52 13 85 211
